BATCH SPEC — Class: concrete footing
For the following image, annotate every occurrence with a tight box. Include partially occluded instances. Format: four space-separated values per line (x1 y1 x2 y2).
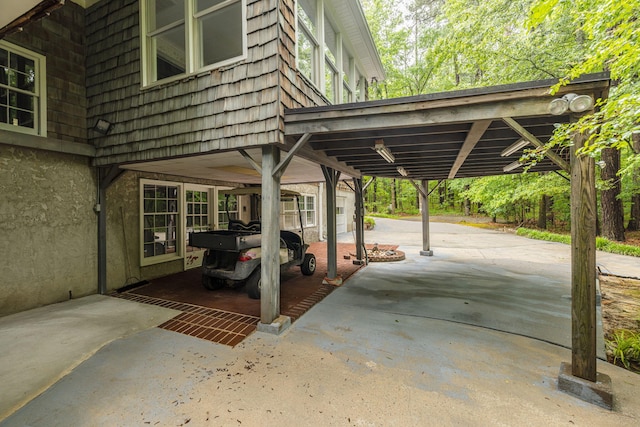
257 315 291 335
557 362 613 410
420 250 434 256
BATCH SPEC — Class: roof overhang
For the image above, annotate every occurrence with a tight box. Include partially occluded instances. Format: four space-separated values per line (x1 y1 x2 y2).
0 0 65 39
324 0 385 81
284 73 611 181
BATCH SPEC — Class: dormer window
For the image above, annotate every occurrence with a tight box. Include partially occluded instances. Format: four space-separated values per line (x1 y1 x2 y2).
0 41 46 135
141 0 247 86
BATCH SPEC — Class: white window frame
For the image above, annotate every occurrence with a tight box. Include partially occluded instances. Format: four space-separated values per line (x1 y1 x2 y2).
295 0 366 105
140 179 184 266
300 194 316 227
281 194 316 229
140 0 248 88
0 40 47 136
185 184 212 251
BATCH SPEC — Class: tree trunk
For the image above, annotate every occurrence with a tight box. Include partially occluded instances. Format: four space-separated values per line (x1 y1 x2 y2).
600 148 625 241
463 184 470 216
538 194 548 229
372 179 378 212
391 179 396 214
627 132 640 231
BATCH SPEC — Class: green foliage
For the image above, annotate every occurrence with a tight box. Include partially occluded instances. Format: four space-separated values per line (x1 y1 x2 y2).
461 173 569 223
364 216 376 229
527 0 640 163
516 228 640 257
606 329 640 372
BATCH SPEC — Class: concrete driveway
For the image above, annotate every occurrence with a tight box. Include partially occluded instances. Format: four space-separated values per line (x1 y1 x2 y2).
2 218 640 426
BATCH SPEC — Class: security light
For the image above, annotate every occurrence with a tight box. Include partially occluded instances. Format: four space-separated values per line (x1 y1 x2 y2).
549 93 594 115
94 119 113 135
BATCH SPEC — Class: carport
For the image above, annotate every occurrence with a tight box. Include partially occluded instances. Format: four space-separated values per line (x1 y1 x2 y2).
103 72 610 403
279 72 611 404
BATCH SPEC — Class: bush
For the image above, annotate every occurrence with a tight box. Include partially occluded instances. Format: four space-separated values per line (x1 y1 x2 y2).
516 228 640 257
364 216 375 230
606 329 640 372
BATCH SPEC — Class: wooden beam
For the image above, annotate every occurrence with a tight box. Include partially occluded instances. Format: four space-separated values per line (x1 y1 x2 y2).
502 117 569 172
448 120 492 179
408 179 427 199
286 98 553 136
238 149 262 175
570 129 597 381
272 133 311 178
420 179 433 256
322 166 340 280
260 146 281 325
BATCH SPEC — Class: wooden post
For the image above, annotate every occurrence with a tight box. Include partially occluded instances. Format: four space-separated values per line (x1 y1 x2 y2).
261 145 281 325
322 166 340 282
353 178 366 265
570 129 597 381
420 179 433 256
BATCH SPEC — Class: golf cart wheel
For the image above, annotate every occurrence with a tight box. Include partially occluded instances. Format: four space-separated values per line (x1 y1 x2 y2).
202 275 223 290
246 269 261 299
301 253 316 276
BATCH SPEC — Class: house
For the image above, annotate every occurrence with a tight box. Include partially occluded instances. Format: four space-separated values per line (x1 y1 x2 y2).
0 0 384 318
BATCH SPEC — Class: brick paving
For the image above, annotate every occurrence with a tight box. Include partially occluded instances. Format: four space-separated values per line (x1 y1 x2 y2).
111 242 374 346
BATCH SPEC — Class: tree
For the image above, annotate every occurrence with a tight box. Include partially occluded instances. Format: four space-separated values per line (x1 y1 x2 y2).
599 148 625 240
627 132 640 231
527 0 640 172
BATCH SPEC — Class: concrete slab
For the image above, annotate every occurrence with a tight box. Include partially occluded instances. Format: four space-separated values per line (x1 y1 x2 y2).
3 218 640 425
0 295 179 420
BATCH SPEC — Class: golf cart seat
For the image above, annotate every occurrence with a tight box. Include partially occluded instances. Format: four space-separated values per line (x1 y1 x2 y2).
280 230 303 259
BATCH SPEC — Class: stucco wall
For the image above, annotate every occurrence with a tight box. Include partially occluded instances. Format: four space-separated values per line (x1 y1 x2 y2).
0 146 97 316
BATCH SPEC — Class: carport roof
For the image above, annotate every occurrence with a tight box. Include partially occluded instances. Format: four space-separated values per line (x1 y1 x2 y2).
284 72 611 181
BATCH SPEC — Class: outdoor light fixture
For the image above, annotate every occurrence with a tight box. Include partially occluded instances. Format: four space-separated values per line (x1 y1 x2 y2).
374 139 395 163
94 118 113 135
503 160 523 172
397 166 408 177
501 139 530 157
548 93 594 115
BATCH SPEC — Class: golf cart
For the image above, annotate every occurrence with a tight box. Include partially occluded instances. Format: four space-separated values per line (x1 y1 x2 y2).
188 188 316 299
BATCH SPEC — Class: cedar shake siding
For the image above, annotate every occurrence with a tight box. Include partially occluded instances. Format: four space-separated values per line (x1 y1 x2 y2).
6 2 88 144
87 0 282 167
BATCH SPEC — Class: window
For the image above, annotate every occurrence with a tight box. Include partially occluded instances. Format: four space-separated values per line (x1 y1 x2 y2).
186 187 210 252
217 192 239 230
296 1 318 83
295 0 364 105
0 41 46 135
141 0 247 86
281 195 315 229
141 181 181 263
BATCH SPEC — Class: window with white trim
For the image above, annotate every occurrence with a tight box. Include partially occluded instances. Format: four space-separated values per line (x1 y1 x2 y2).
186 187 211 251
141 181 181 263
141 0 247 86
281 194 315 229
0 41 46 135
296 0 363 104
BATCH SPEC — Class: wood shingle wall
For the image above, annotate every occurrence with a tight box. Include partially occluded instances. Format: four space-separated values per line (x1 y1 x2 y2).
6 2 87 144
87 0 282 166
